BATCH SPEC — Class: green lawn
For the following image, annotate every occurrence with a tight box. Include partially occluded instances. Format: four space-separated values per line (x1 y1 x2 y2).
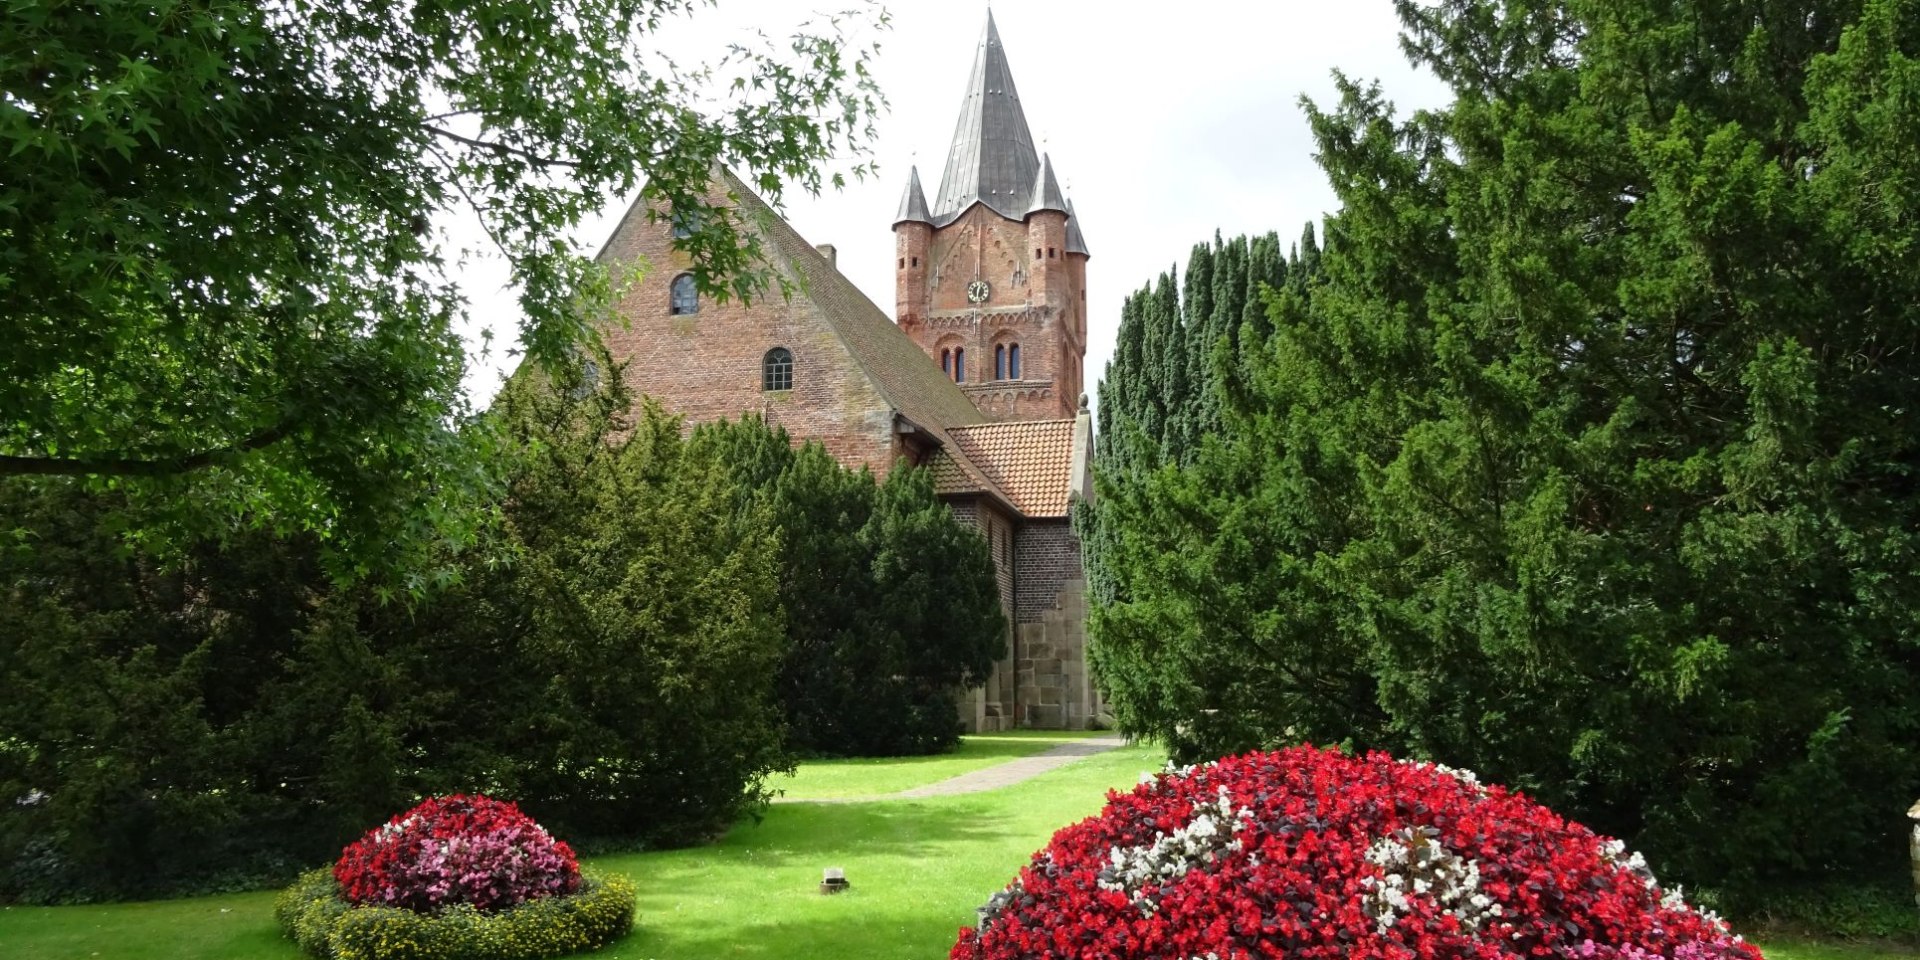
1762 939 1920 960
768 730 1102 800
0 736 1162 960
1 735 1911 960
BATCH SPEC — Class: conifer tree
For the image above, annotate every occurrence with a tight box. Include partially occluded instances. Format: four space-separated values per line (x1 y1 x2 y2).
1087 0 1920 898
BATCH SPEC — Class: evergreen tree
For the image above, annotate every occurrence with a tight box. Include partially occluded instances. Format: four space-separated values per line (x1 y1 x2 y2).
1089 0 1920 898
694 419 1005 756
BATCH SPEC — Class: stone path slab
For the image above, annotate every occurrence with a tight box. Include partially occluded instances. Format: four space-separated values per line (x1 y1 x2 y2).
780 734 1130 804
891 734 1128 798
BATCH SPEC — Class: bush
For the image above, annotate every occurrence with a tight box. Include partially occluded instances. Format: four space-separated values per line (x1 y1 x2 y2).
694 417 1005 757
1744 879 1920 944
334 795 579 913
277 866 635 960
953 746 1757 960
0 360 791 901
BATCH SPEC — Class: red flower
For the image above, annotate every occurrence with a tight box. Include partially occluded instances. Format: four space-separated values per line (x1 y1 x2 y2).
333 794 581 913
952 747 1760 960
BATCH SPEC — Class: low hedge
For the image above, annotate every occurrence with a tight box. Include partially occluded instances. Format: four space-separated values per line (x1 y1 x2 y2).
275 866 636 960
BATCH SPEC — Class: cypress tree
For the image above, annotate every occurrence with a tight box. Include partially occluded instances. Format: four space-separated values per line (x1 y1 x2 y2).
1087 0 1920 902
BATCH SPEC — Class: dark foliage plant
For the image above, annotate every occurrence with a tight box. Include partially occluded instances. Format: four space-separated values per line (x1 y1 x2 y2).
1084 0 1920 903
0 0 885 579
0 360 789 900
693 417 1006 756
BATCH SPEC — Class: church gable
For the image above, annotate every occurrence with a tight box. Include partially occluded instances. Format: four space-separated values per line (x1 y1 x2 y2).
595 175 904 473
594 168 995 477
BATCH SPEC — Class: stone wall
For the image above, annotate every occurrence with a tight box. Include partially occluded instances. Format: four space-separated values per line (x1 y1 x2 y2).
1014 577 1094 729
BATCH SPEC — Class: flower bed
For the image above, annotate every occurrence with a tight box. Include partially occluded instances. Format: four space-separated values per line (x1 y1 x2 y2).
276 866 635 960
278 794 632 960
952 746 1761 960
335 795 580 913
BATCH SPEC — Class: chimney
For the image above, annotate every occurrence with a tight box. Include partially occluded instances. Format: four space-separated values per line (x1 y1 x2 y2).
815 243 837 268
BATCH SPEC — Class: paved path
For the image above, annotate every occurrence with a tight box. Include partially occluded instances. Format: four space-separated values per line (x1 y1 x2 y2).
785 734 1130 804
892 734 1128 798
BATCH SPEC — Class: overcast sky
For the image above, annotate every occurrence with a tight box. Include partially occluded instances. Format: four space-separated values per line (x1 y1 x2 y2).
456 1 1453 408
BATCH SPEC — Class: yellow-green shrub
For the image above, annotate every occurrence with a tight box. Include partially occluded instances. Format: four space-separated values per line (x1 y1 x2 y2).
275 866 635 960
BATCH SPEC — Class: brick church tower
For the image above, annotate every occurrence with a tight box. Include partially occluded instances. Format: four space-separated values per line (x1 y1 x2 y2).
894 12 1090 421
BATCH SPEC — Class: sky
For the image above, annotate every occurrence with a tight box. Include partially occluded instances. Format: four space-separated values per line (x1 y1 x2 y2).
456 0 1454 408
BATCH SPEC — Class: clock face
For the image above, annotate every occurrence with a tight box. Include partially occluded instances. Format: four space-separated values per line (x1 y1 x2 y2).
966 279 991 304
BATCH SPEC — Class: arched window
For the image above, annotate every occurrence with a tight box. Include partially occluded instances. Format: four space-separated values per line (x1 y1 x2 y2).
941 349 952 375
763 347 793 392
1009 343 1021 380
670 274 698 315
994 344 1006 380
953 347 966 383
671 208 701 239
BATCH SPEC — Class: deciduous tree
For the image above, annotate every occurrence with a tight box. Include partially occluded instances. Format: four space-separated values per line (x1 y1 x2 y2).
0 0 885 577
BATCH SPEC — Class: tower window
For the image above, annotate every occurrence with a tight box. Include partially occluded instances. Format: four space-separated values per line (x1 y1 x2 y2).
1009 343 1021 379
1048 247 1057 259
994 344 1006 380
763 347 793 392
899 257 906 269
670 273 698 315
953 347 966 383
912 256 919 267
1034 247 1041 260
941 349 951 375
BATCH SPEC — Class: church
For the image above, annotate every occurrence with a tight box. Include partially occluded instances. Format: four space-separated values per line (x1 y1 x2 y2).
591 13 1099 731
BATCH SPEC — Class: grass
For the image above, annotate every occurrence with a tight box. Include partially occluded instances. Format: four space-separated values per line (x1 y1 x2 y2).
768 729 1102 800
1761 939 1919 960
0 735 1162 960
1 734 1913 960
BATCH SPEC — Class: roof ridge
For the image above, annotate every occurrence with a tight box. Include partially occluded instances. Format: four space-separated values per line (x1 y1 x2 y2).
716 167 988 429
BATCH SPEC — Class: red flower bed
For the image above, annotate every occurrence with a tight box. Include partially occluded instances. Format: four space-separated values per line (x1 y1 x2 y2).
334 794 581 913
952 747 1760 960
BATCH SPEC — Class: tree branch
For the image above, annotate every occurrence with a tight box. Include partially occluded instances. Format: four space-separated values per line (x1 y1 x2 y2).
0 424 294 477
423 124 582 170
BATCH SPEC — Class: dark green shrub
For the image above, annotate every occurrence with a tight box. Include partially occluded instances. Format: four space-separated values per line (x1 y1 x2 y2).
1741 879 1920 944
1084 0 1920 902
693 417 1005 757
275 867 636 960
1 359 791 899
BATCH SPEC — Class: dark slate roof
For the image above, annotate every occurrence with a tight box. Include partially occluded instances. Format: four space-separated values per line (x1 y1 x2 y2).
715 167 989 435
1026 153 1067 217
931 11 1039 225
1064 197 1089 256
894 165 932 226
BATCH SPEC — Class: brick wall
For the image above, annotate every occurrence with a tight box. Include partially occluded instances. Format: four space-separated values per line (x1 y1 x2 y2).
595 193 902 476
1014 518 1083 624
897 204 1083 421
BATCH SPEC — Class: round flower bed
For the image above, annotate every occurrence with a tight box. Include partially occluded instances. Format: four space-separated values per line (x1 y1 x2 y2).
336 795 580 913
277 795 634 960
952 746 1760 960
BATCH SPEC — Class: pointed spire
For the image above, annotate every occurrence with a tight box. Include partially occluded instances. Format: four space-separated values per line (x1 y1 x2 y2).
932 10 1039 222
1025 153 1067 217
894 165 932 226
1064 197 1090 256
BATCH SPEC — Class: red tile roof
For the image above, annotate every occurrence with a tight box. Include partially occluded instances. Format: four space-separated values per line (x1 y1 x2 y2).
931 419 1077 517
